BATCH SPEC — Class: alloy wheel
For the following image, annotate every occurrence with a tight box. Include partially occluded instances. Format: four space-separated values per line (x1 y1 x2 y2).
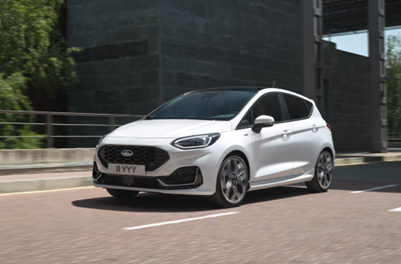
220 157 247 204
317 151 333 189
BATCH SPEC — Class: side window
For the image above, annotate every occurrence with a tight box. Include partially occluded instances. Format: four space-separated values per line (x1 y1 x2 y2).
237 110 253 129
282 94 310 120
304 100 313 113
237 93 283 129
254 93 283 122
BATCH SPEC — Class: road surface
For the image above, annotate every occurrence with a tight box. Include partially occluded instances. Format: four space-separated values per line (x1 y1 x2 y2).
1 161 401 263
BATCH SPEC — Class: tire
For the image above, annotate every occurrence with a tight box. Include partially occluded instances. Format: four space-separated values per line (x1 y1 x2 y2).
305 150 333 192
106 188 139 199
210 155 249 208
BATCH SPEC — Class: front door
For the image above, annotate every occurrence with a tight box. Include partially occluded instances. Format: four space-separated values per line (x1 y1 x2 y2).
248 93 294 182
252 122 294 181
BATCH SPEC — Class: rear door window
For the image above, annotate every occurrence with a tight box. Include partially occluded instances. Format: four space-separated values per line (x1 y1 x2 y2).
282 94 310 120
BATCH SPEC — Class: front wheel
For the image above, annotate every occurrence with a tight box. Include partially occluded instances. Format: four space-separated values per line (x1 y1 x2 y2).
305 150 333 192
210 155 249 208
106 188 139 199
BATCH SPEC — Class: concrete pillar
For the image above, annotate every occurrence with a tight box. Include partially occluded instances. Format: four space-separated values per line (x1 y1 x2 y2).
302 0 322 106
368 0 387 152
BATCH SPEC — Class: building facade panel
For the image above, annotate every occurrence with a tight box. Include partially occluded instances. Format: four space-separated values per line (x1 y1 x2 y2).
66 0 374 151
159 0 302 101
323 44 370 152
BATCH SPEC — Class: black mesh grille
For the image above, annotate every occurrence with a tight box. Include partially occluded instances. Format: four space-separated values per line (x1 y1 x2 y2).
98 174 160 189
98 145 169 171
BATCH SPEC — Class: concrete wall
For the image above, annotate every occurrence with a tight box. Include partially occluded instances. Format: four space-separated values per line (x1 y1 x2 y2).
0 148 95 166
322 42 370 152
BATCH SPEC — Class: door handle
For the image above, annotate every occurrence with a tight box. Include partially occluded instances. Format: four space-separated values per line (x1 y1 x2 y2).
312 124 318 131
282 130 292 134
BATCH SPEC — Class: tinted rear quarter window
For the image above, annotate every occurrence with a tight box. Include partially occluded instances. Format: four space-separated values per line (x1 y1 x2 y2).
304 100 313 112
282 94 310 120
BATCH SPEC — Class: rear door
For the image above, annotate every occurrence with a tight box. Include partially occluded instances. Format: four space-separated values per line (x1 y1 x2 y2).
280 93 321 177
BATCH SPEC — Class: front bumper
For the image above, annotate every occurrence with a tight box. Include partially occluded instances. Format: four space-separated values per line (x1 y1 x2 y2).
93 137 223 195
93 166 203 190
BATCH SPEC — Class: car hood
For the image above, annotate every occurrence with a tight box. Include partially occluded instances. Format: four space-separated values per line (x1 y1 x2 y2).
108 119 233 138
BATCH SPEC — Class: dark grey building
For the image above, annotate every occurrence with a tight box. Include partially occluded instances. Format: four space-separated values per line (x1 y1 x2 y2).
68 0 302 112
66 0 397 152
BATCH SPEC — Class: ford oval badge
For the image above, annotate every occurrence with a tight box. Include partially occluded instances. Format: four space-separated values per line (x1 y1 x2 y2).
121 150 133 157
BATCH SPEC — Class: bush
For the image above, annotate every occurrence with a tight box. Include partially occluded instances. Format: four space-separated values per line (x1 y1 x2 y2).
0 73 44 149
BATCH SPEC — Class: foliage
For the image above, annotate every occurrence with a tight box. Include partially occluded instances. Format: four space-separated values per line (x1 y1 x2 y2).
0 0 80 149
386 34 401 137
0 73 44 149
0 0 80 97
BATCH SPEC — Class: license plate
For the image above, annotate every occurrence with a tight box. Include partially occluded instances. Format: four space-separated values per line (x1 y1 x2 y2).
108 164 145 175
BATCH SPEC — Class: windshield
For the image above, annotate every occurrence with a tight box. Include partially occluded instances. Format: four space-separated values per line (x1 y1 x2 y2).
147 90 258 121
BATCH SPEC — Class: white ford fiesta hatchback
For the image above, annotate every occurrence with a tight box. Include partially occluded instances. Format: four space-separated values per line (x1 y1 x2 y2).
93 87 335 207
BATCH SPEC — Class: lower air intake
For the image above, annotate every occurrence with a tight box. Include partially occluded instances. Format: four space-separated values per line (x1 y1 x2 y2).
98 174 159 189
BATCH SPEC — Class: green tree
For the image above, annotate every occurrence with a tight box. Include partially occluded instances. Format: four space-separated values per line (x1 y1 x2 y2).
0 0 79 96
0 0 80 149
386 34 401 138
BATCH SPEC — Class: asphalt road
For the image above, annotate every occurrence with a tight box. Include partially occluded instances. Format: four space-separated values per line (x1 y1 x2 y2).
1 161 401 263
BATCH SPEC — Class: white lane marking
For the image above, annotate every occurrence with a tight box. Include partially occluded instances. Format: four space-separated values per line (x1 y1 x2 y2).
351 184 398 194
389 207 401 212
124 212 239 230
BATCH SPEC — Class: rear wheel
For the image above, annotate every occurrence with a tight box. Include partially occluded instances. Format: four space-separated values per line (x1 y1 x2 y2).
210 155 248 208
305 150 333 192
106 188 139 199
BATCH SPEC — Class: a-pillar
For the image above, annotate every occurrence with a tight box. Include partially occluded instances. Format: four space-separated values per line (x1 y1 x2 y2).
368 0 387 153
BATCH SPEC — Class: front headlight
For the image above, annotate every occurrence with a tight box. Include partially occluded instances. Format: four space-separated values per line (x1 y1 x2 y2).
98 134 108 144
171 133 221 150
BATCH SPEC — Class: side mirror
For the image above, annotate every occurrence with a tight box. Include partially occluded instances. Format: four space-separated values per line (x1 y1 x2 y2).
252 115 275 133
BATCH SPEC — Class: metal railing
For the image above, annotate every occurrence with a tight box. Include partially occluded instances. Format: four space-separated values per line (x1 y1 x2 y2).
388 129 401 140
0 110 144 148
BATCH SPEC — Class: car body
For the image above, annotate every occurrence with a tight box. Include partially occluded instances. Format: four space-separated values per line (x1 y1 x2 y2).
93 87 335 207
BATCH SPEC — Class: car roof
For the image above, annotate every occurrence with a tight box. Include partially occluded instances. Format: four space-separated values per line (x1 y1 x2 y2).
191 86 314 103
194 86 267 92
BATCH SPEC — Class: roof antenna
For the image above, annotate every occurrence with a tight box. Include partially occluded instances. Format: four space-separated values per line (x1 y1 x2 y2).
272 81 276 88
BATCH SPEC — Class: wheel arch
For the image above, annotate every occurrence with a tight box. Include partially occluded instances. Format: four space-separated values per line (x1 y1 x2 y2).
322 147 334 159
223 150 251 181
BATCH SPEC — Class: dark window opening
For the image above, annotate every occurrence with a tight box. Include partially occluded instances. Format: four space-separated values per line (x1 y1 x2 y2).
237 93 284 129
282 94 310 120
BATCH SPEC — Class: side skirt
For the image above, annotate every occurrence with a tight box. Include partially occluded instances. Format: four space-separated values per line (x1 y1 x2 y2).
248 169 314 191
